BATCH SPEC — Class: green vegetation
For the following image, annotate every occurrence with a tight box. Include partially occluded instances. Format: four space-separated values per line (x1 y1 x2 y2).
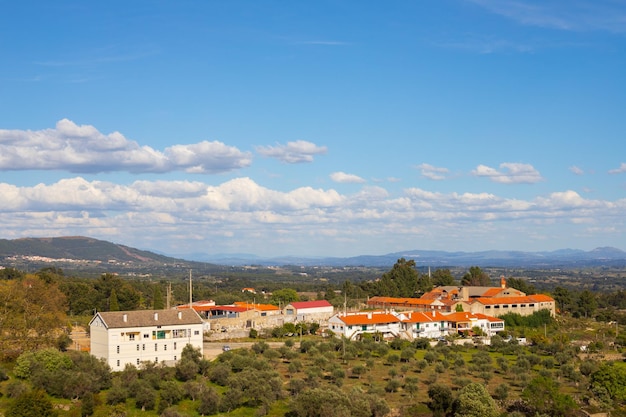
2 261 626 415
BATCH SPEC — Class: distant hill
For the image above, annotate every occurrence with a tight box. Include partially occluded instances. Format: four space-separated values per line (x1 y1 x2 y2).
198 247 626 268
0 236 181 264
1 236 625 270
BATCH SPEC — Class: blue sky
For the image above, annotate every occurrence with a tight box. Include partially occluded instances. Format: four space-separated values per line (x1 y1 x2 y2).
1 0 625 258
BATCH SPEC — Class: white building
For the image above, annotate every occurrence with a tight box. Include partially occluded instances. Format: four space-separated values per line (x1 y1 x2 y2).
328 311 401 340
90 309 204 372
398 311 450 339
283 300 334 323
444 312 505 337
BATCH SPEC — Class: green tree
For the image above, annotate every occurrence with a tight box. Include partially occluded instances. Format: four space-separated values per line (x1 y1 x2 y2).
427 383 453 417
577 289 597 318
522 375 576 417
452 382 499 417
590 362 626 403
552 286 573 313
507 278 536 295
291 386 352 417
376 258 419 297
152 284 165 310
0 276 68 358
431 268 455 286
270 288 299 306
6 389 57 417
461 266 491 286
109 288 120 311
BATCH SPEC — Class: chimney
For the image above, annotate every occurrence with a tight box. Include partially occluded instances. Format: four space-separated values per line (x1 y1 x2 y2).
501 276 506 289
432 311 435 318
123 314 128 323
367 312 372 319
154 312 158 321
177 311 182 320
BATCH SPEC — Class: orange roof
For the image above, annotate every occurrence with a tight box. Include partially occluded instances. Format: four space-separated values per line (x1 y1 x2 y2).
472 294 554 305
233 301 280 311
368 296 435 306
481 288 503 297
402 311 448 323
444 312 504 323
528 294 555 302
337 312 400 325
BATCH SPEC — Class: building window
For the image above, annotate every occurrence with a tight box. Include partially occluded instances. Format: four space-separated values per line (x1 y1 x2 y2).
155 344 158 351
116 346 120 354
129 334 135 341
137 344 140 351
143 334 149 339
174 342 177 350
194 330 200 336
164 344 167 351
174 356 177 361
137 358 140 365
117 360 120 367
142 344 145 351
155 357 158 363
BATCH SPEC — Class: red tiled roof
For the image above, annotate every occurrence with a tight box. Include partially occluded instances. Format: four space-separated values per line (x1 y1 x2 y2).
481 288 503 297
472 294 555 305
233 301 280 311
368 296 435 306
337 312 400 325
401 311 448 323
288 300 333 309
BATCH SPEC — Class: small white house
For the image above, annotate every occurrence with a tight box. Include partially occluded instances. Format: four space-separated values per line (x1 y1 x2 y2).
328 311 401 340
444 312 505 337
90 309 204 372
398 311 450 339
283 300 334 323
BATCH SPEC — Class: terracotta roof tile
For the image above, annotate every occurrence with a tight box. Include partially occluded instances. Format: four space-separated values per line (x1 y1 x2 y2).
337 312 400 325
95 309 202 328
288 300 333 309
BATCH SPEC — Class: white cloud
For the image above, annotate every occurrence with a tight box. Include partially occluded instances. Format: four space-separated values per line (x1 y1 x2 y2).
255 140 327 163
416 163 450 180
468 0 626 33
471 162 544 184
609 163 626 174
330 172 366 184
0 119 252 174
569 165 585 175
1 177 624 257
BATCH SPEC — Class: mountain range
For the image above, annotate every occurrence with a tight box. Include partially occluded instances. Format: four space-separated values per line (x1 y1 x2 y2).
1 236 625 269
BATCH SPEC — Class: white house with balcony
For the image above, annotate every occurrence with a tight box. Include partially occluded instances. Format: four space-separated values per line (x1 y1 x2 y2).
445 312 505 337
397 310 450 339
327 311 401 340
90 309 204 372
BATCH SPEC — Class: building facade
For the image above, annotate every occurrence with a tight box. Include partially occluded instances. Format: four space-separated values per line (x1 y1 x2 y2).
283 300 334 323
328 311 401 340
90 309 204 372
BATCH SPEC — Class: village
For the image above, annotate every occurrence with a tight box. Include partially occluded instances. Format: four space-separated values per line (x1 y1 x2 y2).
88 277 555 371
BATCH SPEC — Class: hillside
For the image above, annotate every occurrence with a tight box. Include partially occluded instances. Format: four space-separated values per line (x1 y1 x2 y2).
0 236 177 263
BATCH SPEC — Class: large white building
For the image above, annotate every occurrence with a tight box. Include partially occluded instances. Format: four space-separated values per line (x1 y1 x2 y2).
90 309 204 372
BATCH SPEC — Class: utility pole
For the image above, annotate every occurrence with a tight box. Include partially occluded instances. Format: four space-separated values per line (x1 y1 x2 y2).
189 270 193 309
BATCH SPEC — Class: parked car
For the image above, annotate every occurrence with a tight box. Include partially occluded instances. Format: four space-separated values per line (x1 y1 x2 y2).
222 345 231 352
